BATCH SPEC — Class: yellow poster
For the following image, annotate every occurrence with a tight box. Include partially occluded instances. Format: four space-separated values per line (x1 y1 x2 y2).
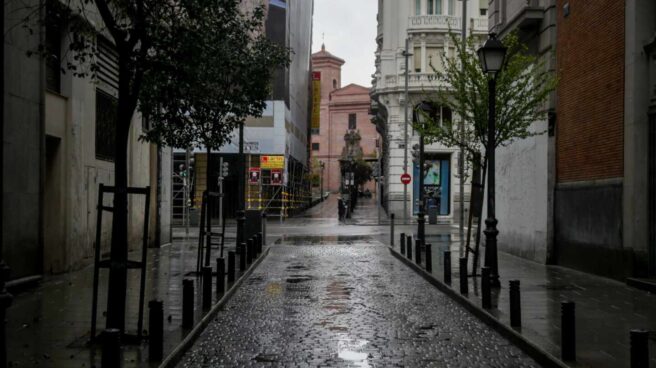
311 71 321 130
260 155 285 169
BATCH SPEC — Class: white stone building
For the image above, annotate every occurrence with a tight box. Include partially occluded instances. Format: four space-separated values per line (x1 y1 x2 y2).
371 0 489 222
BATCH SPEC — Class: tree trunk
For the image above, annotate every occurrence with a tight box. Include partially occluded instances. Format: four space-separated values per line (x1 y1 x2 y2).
105 53 137 333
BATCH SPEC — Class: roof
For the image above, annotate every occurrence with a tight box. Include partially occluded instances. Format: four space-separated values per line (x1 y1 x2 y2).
311 44 345 65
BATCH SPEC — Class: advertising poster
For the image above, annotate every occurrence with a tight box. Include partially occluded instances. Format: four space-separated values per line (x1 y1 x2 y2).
311 71 321 130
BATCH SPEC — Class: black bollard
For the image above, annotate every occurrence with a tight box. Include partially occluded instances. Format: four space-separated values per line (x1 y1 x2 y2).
425 243 432 272
262 212 267 246
227 251 236 283
444 250 452 284
630 329 649 368
216 258 225 296
459 257 468 294
148 300 163 361
182 279 194 328
247 238 254 264
481 267 491 309
257 232 263 254
415 238 422 265
407 236 413 260
390 213 395 246
400 233 406 255
101 328 121 368
509 280 521 327
236 210 245 249
202 266 212 309
561 301 576 361
239 242 246 271
417 211 425 245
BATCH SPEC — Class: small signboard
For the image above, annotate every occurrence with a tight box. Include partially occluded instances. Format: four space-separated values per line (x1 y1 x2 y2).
248 168 261 185
271 169 283 186
401 173 412 185
260 155 285 169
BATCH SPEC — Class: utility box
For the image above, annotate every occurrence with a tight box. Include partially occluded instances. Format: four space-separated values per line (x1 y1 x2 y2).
428 205 438 225
245 210 262 241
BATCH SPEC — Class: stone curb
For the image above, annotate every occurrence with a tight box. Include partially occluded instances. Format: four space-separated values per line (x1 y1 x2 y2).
159 246 272 368
389 247 571 368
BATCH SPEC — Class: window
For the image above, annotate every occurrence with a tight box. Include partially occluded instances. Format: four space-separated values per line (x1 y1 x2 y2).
427 0 442 14
348 114 357 130
96 90 117 161
426 47 442 71
312 142 320 151
415 0 421 15
448 0 455 15
311 128 320 135
480 8 487 16
333 79 337 89
414 46 422 72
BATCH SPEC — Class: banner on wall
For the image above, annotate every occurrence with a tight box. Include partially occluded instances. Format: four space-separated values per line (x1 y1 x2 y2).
311 71 321 130
260 155 285 169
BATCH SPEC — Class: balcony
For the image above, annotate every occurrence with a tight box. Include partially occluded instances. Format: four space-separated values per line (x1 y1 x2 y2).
470 17 488 34
408 15 461 33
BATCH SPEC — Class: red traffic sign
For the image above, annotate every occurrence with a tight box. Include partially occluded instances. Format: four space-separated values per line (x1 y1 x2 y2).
400 173 412 185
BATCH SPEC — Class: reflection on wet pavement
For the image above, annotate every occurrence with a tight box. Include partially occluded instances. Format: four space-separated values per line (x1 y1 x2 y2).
275 235 373 245
178 237 539 367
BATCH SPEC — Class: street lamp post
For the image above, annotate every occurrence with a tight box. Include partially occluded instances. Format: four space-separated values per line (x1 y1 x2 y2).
477 33 507 288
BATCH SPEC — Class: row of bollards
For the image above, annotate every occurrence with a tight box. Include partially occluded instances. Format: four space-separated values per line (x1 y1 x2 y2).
101 232 266 366
393 228 651 367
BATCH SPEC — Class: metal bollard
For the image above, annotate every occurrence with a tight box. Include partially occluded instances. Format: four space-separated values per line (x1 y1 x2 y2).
407 236 413 260
202 266 212 309
257 232 263 254
459 257 468 294
102 328 121 368
227 251 236 283
400 233 406 255
182 279 194 328
481 267 491 309
390 213 395 246
509 280 521 327
262 213 267 246
417 211 425 245
630 329 649 368
236 210 245 249
561 301 576 361
425 243 432 273
216 258 225 296
239 242 246 271
415 238 422 265
444 250 452 284
148 300 163 361
247 238 254 264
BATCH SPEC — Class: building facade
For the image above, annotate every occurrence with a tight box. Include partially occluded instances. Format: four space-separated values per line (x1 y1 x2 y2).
4 1 171 281
182 0 314 219
371 0 486 221
311 46 378 194
489 0 656 282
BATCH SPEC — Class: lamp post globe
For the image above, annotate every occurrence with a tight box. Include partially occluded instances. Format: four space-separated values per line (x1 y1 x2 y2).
478 33 507 288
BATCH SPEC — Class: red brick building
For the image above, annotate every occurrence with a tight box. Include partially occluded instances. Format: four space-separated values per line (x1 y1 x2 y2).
311 46 378 193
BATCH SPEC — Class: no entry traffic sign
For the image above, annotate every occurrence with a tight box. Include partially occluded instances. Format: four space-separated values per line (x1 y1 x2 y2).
400 173 412 185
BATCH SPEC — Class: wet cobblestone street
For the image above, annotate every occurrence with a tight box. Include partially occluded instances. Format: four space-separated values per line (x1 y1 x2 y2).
178 239 539 367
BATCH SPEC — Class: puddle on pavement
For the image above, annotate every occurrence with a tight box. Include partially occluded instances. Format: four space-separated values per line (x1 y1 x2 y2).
337 334 371 367
286 275 313 283
275 235 374 246
424 234 453 243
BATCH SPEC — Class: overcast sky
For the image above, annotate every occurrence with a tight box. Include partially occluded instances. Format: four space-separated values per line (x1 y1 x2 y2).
312 0 378 88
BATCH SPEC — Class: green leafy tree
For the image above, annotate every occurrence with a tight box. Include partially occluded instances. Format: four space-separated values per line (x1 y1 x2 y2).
353 159 373 187
415 31 557 267
416 31 557 155
12 0 288 333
